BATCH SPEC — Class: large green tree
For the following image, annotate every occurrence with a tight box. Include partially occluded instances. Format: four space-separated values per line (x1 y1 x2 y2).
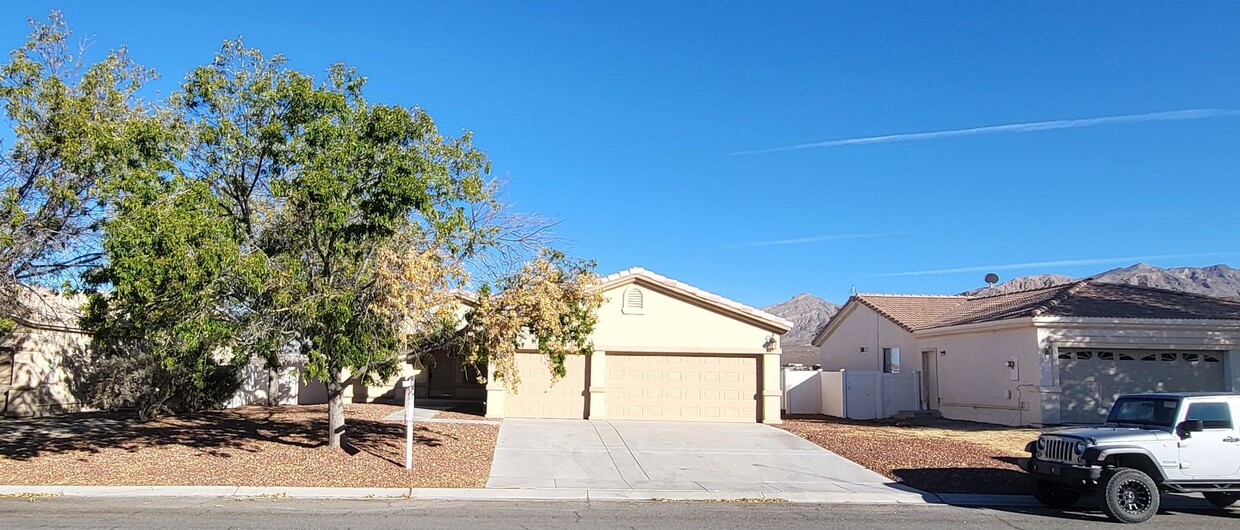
68 28 602 449
0 13 168 331
269 63 493 448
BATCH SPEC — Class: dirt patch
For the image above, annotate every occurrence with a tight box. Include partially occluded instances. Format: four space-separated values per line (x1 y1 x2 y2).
433 410 489 421
0 404 499 488
780 415 1039 495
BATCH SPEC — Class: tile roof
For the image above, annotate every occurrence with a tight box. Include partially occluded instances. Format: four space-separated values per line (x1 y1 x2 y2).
1034 281 1240 321
599 267 794 332
815 280 1240 344
851 294 967 332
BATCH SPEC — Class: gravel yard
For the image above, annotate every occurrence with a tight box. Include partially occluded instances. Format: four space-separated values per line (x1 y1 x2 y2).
780 415 1041 495
0 404 499 488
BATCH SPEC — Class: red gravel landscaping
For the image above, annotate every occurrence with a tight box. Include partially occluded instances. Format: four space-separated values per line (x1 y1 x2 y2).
780 414 1040 495
0 404 499 488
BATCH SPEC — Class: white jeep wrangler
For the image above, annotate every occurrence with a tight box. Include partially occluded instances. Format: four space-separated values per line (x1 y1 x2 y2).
1025 392 1240 523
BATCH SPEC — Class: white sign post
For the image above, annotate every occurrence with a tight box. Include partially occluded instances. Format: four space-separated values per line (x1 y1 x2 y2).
402 377 415 471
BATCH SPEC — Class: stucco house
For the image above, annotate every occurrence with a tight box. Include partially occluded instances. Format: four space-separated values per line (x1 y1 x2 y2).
812 280 1240 426
408 268 793 424
1 291 90 417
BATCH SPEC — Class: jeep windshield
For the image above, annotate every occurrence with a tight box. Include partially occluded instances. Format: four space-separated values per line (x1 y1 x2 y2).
1104 397 1179 428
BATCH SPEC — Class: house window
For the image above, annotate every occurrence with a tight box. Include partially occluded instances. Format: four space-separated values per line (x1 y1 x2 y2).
882 347 900 374
622 287 645 315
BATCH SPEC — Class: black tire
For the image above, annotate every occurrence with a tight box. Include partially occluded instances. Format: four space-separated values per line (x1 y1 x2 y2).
1204 492 1240 509
1033 479 1083 508
1098 467 1160 524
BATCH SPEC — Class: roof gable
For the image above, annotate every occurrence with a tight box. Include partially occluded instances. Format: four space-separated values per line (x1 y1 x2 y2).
598 268 793 334
811 293 965 346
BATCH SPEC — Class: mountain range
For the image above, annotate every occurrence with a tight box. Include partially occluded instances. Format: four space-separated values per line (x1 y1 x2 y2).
762 263 1239 366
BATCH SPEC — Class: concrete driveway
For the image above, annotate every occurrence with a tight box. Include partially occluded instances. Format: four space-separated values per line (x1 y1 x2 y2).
486 419 906 495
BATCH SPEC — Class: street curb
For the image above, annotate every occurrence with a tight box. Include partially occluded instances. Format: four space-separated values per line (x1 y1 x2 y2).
2 485 1217 509
0 485 940 504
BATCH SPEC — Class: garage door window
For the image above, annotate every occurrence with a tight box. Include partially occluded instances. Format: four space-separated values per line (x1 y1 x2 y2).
1058 350 1223 364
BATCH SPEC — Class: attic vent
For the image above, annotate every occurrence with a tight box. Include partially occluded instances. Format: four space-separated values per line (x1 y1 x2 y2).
622 287 645 315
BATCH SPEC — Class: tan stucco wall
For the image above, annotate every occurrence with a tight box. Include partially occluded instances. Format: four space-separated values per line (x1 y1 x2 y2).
919 326 1042 426
592 283 777 353
3 326 90 417
818 305 920 373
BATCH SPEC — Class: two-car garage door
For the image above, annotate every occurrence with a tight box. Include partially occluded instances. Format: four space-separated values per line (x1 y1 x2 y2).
1058 348 1226 423
606 354 758 422
502 352 760 423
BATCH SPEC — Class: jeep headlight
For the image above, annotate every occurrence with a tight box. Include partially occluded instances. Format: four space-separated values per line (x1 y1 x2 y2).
1036 438 1047 452
1074 441 1088 456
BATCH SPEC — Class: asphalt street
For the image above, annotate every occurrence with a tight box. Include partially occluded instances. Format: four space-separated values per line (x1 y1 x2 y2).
6 497 1240 529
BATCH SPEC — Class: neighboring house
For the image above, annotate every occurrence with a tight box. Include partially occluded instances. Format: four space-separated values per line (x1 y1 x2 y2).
1 291 89 417
812 280 1240 426
404 268 792 424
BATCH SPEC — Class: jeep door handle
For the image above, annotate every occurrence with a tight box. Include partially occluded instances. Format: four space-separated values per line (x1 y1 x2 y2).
1224 437 1240 443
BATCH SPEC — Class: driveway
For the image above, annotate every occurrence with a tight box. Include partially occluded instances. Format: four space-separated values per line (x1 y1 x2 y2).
486 419 907 495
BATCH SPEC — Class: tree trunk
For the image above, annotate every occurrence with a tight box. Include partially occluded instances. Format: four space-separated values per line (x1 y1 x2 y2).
326 374 347 449
267 366 279 406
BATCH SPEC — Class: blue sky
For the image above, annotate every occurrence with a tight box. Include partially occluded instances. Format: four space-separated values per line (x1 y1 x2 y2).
4 2 1239 306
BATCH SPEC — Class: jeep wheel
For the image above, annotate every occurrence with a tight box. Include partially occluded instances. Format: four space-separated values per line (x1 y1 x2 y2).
1099 468 1160 524
1033 479 1082 508
1204 492 1240 508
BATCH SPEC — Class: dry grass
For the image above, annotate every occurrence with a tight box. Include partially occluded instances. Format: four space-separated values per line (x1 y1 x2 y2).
781 415 1038 495
0 404 499 488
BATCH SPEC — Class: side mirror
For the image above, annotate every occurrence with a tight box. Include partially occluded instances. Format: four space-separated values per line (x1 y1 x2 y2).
1178 419 1204 437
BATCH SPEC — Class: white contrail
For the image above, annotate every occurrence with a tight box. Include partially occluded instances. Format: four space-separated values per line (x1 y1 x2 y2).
876 252 1240 277
731 108 1240 155
736 231 905 248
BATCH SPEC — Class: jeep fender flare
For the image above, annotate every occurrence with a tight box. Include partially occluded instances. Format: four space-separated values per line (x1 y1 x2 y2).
1083 446 1168 482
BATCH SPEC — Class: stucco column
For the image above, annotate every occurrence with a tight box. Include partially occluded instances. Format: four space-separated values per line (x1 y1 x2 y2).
587 351 608 419
484 360 506 418
1226 350 1240 393
760 352 782 424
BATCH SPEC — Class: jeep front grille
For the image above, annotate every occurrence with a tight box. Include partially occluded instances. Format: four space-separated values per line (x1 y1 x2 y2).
1041 437 1076 463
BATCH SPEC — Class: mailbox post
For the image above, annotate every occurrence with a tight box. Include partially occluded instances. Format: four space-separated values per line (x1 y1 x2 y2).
402 377 415 470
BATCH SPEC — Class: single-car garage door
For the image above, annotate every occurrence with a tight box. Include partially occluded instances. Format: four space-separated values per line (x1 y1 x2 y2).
1058 348 1226 423
606 354 758 422
504 352 587 419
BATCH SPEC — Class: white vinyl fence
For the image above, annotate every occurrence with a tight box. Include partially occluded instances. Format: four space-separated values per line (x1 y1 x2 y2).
782 368 920 420
782 368 821 414
227 358 302 408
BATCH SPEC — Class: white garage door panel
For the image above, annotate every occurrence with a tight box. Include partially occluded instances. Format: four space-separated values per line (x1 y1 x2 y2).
1059 349 1226 424
606 354 758 422
505 352 587 419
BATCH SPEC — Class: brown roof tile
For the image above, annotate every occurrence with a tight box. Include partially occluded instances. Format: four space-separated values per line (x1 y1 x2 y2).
852 294 967 331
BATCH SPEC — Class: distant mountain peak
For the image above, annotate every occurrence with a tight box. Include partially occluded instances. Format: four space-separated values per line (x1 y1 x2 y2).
763 293 841 365
960 273 1075 297
960 264 1240 300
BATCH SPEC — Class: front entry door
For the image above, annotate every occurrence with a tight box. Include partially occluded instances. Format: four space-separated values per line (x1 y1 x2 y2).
922 350 940 411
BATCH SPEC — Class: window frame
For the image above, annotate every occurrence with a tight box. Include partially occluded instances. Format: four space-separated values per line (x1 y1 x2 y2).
1185 401 1234 430
882 346 900 374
